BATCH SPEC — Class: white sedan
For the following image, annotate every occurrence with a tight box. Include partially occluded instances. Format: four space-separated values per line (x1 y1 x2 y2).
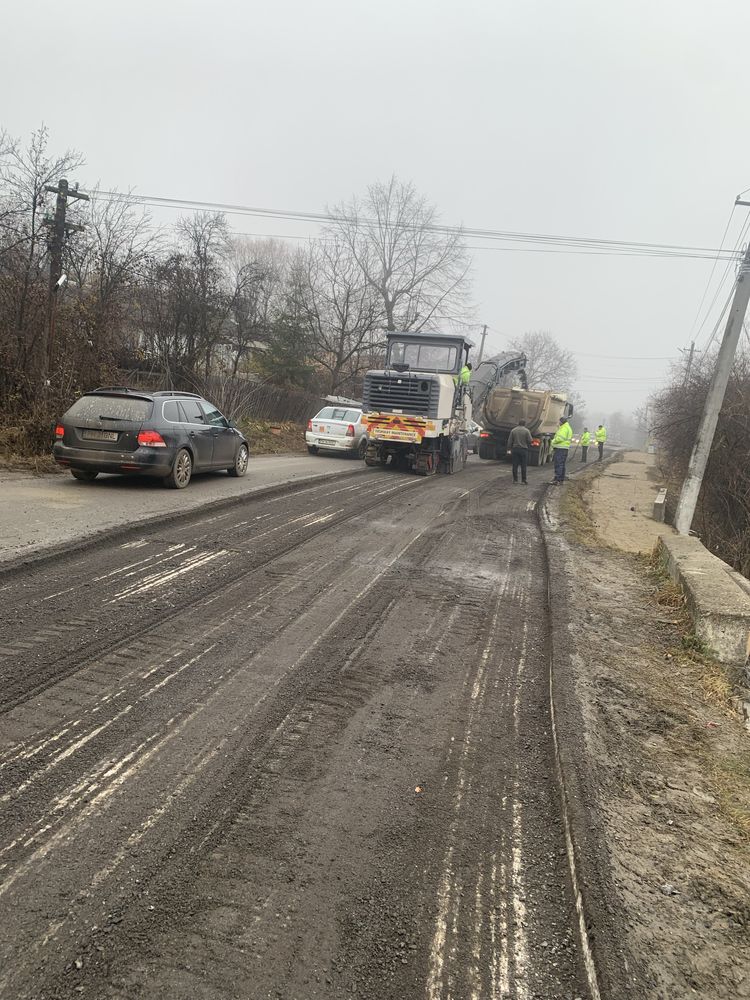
306 406 369 459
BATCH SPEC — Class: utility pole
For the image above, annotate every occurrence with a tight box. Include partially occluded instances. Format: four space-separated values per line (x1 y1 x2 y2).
477 324 488 364
43 178 89 378
682 340 695 385
674 243 750 535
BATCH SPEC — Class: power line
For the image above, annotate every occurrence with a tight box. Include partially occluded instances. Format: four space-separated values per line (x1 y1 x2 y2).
693 210 750 349
93 189 740 261
231 228 728 260
699 285 735 358
576 375 668 382
571 350 676 360
686 202 736 344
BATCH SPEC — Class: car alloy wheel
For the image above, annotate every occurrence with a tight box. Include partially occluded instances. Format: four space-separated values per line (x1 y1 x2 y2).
174 449 192 488
232 444 249 477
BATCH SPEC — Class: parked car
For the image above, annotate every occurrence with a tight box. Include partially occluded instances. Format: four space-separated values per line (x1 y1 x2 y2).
53 387 249 489
466 421 482 455
305 406 368 459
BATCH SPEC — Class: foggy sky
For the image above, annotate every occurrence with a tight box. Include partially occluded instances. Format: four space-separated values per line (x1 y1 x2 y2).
3 0 750 418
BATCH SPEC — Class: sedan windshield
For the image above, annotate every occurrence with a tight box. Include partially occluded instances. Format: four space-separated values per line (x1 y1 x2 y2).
388 341 458 373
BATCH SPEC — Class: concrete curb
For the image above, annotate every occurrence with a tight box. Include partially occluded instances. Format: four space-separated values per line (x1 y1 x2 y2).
656 534 750 671
0 466 367 579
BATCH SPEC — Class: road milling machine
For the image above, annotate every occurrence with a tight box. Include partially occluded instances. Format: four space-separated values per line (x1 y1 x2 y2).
362 331 474 475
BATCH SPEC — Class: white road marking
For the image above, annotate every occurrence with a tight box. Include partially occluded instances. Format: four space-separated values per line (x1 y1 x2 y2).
94 544 190 582
511 792 530 998
490 856 509 999
0 704 133 804
428 543 514 1000
110 549 228 602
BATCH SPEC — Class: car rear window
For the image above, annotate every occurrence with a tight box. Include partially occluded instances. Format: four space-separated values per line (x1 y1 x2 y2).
66 395 152 422
314 407 361 421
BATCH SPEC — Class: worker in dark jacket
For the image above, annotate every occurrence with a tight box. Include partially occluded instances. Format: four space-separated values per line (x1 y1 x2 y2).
507 419 533 484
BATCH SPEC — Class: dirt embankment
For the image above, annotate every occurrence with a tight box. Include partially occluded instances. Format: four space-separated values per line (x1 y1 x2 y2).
555 453 750 999
240 419 308 455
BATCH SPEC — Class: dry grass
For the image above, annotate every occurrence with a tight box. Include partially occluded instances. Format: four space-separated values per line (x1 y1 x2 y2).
241 420 308 456
643 558 750 843
0 452 61 475
559 463 612 548
559 477 599 548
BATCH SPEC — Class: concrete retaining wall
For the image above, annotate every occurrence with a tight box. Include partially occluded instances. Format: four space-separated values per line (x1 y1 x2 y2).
656 534 750 670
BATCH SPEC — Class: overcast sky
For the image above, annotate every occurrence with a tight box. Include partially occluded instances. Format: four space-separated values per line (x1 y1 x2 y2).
4 0 750 418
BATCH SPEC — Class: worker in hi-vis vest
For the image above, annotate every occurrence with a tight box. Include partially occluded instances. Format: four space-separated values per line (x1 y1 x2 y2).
550 415 573 484
595 424 607 461
453 362 472 387
579 427 591 463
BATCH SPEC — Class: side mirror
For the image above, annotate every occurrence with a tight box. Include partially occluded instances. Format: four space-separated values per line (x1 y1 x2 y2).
227 419 236 429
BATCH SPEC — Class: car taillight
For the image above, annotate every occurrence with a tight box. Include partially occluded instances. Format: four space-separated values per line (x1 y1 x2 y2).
346 424 355 437
137 430 167 448
307 419 312 431
54 424 64 439
480 431 490 438
531 438 541 447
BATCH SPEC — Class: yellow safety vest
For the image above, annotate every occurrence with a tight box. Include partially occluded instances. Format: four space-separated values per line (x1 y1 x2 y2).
551 421 573 450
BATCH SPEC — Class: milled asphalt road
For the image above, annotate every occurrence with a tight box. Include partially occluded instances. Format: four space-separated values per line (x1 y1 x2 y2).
0 453 361 563
0 456 592 1000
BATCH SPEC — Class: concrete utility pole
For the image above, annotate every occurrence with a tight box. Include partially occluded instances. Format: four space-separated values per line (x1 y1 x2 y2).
477 324 488 363
674 243 750 535
43 178 89 377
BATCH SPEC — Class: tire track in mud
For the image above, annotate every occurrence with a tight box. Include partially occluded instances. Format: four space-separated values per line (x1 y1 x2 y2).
0 474 421 713
0 466 594 1000
1 472 504 1000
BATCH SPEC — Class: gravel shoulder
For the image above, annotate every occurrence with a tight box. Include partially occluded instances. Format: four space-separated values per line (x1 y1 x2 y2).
0 453 363 564
547 454 750 999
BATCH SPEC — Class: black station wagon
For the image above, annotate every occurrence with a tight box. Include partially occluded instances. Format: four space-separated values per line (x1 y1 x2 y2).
53 387 250 489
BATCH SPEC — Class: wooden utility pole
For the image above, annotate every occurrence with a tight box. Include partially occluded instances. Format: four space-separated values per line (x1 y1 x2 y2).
477 324 488 363
682 340 695 385
43 178 89 377
674 243 750 534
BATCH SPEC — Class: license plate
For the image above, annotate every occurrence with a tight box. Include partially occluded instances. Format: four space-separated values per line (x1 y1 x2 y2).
318 438 330 445
82 429 118 442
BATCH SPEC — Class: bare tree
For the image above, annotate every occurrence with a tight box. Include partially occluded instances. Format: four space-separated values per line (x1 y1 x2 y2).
225 238 288 376
0 126 85 398
176 212 233 376
301 236 381 393
327 175 471 333
66 189 157 359
509 330 577 390
651 348 750 577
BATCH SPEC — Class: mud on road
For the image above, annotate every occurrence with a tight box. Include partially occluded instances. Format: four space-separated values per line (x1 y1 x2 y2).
0 462 593 999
